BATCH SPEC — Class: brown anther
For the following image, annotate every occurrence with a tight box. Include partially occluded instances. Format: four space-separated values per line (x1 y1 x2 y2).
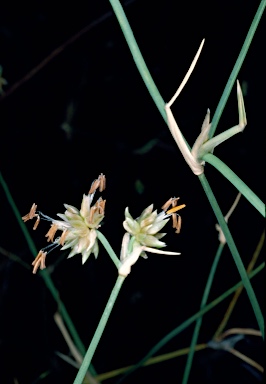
166 204 186 214
89 179 100 194
33 215 40 230
100 199 106 213
32 250 47 274
175 215 182 234
22 203 38 222
40 253 47 270
45 224 58 242
88 173 106 194
95 197 106 214
170 197 180 208
60 229 69 246
98 173 106 192
88 206 97 223
161 198 173 212
171 212 178 229
161 197 180 212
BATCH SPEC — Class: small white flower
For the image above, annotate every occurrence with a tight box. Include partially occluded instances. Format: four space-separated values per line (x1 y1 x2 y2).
118 199 185 277
22 174 106 272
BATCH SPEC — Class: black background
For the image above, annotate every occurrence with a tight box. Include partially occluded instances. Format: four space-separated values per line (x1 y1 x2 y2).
0 1 265 383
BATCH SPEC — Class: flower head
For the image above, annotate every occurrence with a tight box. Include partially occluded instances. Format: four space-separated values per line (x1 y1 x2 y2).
118 198 185 277
22 174 106 273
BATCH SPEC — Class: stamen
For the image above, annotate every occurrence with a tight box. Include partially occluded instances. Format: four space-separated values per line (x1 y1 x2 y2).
60 229 68 245
170 197 180 208
166 204 186 214
89 179 100 194
175 215 182 234
41 242 60 253
99 173 106 192
45 224 58 242
171 213 178 229
89 173 106 194
95 197 106 214
161 197 180 212
33 215 40 230
37 212 54 221
32 250 47 274
22 203 38 222
88 206 97 223
161 198 174 212
40 253 47 270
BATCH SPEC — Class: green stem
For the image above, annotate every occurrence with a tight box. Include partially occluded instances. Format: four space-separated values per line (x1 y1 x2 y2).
0 171 38 256
109 0 166 121
213 230 265 340
117 262 264 382
208 0 266 138
182 243 224 384
203 153 265 217
96 230 121 269
198 173 264 338
74 275 125 384
0 170 97 376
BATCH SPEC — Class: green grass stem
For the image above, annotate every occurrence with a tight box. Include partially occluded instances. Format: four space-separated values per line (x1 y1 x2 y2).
208 0 266 138
213 230 265 339
182 242 224 384
203 154 265 217
96 230 121 269
198 173 264 337
73 275 125 384
109 0 166 121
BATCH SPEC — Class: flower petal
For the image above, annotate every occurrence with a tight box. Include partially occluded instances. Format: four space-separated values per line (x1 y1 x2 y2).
64 204 79 214
139 210 158 228
80 194 91 218
138 204 154 221
142 246 181 255
137 233 166 248
146 217 170 234
123 217 140 234
124 207 134 221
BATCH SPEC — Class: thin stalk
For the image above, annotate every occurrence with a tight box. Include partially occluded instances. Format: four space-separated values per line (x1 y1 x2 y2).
182 243 224 384
116 262 264 382
213 230 265 339
0 170 97 376
95 344 207 381
0 246 31 269
109 0 166 121
208 0 266 138
74 275 125 384
198 173 264 338
96 230 121 269
203 154 265 217
0 171 37 256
